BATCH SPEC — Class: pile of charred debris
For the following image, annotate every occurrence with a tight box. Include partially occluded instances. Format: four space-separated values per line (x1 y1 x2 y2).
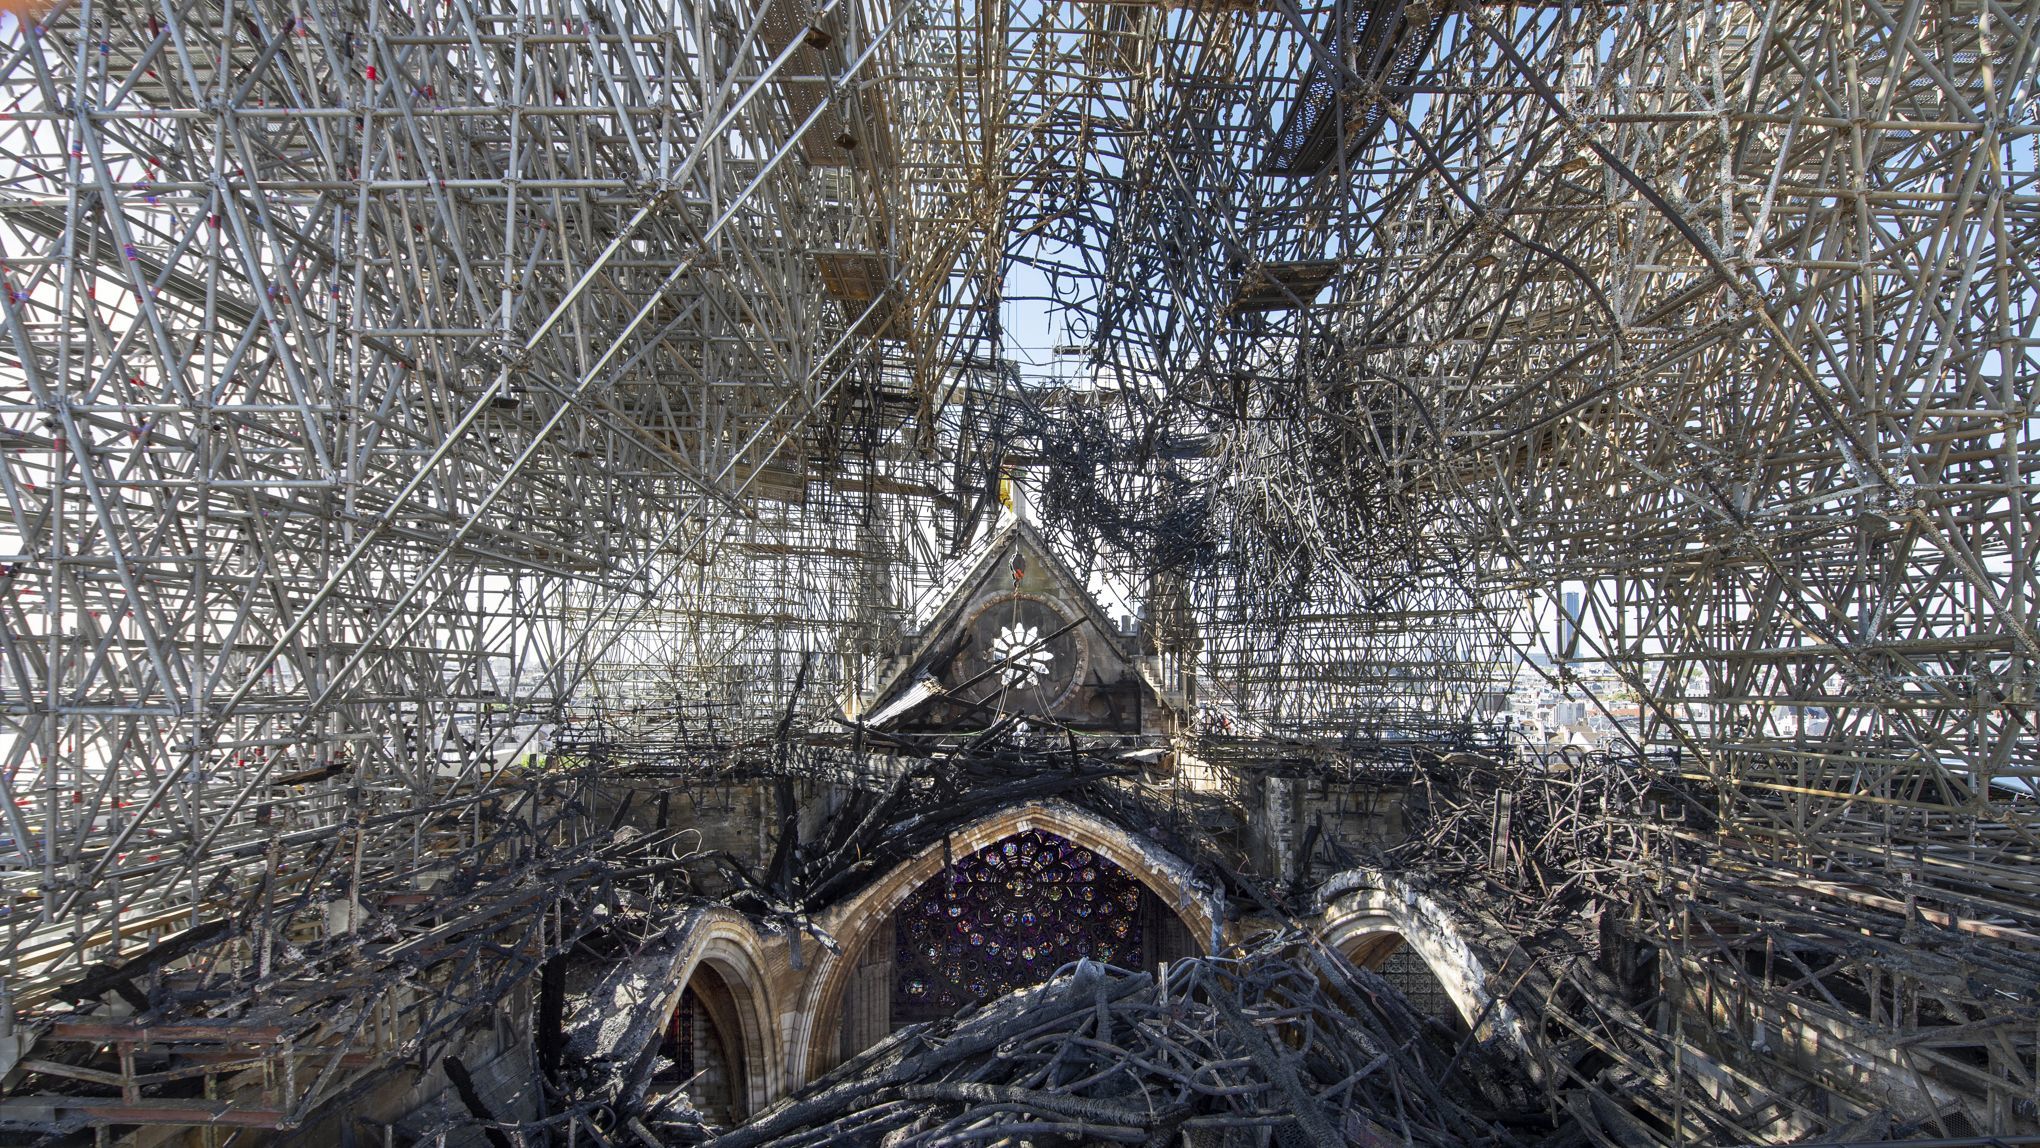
10 698 2028 1147
642 935 1560 1148
548 723 1599 1148
1338 748 2040 1144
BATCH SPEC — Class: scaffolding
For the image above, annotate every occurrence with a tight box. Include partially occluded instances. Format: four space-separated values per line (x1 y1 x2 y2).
0 0 2034 1139
0 0 1006 996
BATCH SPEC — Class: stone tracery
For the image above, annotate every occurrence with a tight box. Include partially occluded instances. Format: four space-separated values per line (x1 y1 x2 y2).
892 828 1145 1021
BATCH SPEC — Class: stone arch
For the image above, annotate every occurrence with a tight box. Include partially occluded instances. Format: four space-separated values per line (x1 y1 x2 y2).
1317 872 1527 1050
1321 910 1464 1027
1338 928 1407 971
655 911 782 1119
791 800 1223 1086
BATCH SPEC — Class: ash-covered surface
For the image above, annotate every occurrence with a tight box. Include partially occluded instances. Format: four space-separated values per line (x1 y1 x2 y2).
561 912 696 1102
678 932 1563 1148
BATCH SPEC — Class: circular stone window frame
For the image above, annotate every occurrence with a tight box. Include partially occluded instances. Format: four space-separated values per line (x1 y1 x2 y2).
957 591 1091 713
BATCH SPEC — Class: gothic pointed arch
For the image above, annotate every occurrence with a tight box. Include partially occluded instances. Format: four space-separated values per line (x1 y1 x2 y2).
789 800 1223 1084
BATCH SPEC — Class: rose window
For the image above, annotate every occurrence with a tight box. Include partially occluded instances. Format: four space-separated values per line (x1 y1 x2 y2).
893 829 1145 1022
952 594 1086 711
989 622 1055 687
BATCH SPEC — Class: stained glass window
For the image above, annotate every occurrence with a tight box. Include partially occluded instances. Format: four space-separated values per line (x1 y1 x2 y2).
893 829 1145 1022
660 988 697 1081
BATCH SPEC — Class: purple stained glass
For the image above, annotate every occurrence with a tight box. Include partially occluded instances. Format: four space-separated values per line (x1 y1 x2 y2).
894 829 1145 1022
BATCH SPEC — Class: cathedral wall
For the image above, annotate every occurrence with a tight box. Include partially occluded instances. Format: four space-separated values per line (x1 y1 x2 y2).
1245 774 1410 880
590 778 844 898
269 982 539 1148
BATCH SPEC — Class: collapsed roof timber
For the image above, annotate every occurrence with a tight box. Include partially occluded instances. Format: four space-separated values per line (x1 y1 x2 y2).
0 0 2032 1143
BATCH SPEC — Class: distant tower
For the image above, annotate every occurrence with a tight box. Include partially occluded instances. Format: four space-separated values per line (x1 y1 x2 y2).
1558 590 1582 663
